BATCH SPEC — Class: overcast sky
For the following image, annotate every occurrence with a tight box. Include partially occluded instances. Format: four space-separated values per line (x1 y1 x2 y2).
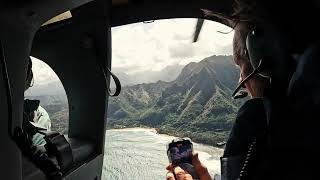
31 18 234 85
112 18 233 74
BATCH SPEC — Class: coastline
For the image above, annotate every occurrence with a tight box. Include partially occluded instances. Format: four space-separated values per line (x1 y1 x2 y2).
106 125 226 149
108 127 158 133
104 127 223 179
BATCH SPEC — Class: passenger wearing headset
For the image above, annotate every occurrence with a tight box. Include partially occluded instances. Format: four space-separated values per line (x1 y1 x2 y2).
166 0 319 180
166 22 269 180
24 58 52 146
20 58 61 179
221 0 320 179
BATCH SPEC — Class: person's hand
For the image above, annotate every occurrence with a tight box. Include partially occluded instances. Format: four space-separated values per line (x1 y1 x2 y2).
166 153 212 180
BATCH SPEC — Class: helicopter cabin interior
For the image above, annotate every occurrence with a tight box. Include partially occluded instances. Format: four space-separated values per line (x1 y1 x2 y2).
1 0 234 179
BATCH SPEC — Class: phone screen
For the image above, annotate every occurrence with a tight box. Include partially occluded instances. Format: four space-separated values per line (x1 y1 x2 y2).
168 142 193 166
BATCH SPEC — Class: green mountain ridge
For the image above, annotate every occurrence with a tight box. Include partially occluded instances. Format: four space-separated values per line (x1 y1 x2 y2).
107 55 242 146
27 55 242 146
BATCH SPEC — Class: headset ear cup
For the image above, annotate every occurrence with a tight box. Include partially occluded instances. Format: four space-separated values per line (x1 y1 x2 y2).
246 24 292 80
246 29 271 78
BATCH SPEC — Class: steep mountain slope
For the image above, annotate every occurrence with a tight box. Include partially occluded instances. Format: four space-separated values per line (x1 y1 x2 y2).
26 55 241 145
107 55 241 145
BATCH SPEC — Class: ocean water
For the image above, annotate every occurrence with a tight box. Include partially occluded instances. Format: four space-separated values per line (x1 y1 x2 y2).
102 128 223 180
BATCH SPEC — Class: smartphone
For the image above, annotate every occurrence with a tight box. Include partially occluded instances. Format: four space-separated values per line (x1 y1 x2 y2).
166 137 193 167
167 137 199 179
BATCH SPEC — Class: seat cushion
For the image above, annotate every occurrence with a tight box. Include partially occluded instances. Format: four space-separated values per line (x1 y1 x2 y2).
66 137 96 165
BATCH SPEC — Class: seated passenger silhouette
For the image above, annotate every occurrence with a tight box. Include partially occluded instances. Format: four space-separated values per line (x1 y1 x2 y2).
24 58 51 146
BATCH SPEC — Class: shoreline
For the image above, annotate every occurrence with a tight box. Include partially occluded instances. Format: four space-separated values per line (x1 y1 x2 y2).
104 126 223 178
108 127 158 133
107 126 225 149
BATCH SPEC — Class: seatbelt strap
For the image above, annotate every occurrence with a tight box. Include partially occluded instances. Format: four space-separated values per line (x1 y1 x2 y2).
262 98 272 149
101 66 121 97
88 35 121 97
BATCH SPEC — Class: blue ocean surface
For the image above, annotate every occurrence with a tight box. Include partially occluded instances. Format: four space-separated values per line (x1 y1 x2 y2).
102 128 223 180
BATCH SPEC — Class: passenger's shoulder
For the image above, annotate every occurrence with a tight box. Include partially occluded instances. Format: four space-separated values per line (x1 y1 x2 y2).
238 98 265 113
236 98 267 126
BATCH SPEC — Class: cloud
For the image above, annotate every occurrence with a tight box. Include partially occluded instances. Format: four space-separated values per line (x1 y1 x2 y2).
169 43 195 58
215 43 234 55
112 65 147 74
152 56 165 63
111 18 233 72
173 34 191 41
30 57 60 85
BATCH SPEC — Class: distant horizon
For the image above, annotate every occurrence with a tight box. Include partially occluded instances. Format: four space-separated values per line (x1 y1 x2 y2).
114 54 232 74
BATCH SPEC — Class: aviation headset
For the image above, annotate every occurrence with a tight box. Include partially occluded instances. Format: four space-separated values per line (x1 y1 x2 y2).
232 23 293 98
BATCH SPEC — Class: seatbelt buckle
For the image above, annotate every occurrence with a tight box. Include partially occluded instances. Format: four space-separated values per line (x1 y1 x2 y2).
220 156 243 180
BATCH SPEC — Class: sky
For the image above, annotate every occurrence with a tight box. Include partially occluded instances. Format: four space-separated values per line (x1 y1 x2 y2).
30 57 60 85
112 18 234 74
31 18 234 85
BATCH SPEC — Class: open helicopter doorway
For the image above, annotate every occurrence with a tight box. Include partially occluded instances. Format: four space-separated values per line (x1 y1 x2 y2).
103 18 242 180
24 57 69 135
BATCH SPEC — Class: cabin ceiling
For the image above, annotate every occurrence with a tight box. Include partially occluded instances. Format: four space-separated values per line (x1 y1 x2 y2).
110 0 234 27
35 0 234 30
